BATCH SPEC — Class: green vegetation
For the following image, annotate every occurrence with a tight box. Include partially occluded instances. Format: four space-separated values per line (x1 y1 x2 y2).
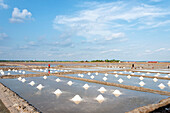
91 59 120 62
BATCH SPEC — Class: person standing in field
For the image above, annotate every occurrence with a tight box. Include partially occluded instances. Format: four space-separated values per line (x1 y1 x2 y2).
48 64 50 73
132 64 134 69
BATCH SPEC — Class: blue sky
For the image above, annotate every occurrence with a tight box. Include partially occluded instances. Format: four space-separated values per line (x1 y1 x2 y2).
0 0 170 61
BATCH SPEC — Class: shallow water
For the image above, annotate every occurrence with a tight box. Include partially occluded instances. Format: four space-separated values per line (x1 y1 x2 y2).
137 69 170 74
0 70 37 76
32 69 71 73
112 71 169 78
0 66 21 68
65 68 101 71
67 73 170 92
26 63 97 67
0 76 169 113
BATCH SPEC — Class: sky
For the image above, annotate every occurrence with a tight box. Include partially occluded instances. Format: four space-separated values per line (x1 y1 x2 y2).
0 0 170 61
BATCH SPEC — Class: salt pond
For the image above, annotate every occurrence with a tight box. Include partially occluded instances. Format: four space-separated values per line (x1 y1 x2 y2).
0 66 21 68
0 76 169 113
112 71 169 78
67 73 170 92
0 70 37 76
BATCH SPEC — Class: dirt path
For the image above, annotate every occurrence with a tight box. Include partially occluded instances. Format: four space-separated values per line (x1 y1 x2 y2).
0 99 10 113
0 83 40 113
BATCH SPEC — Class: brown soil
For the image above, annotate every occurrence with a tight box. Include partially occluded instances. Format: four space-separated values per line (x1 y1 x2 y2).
0 99 10 113
127 97 170 113
0 83 40 113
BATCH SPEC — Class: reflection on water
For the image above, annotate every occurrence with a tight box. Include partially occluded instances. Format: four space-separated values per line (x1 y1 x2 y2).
0 76 169 113
67 73 170 92
0 70 37 76
0 66 21 68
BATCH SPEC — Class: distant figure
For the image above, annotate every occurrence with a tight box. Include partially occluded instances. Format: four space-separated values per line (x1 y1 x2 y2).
48 64 50 74
132 64 134 69
48 70 50 74
168 66 170 69
48 64 50 68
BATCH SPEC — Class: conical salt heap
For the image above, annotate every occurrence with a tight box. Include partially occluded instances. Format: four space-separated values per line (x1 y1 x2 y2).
115 74 119 78
168 81 170 87
70 95 82 104
1 71 4 75
105 73 108 76
158 83 165 89
95 72 98 75
131 73 134 75
88 72 91 75
90 75 94 79
83 84 90 90
80 74 84 78
67 81 73 86
103 77 107 81
29 81 35 86
98 87 106 93
43 76 47 79
118 78 123 83
119 72 123 74
113 90 122 97
53 89 62 97
18 77 22 81
21 78 26 83
22 71 25 74
127 75 131 79
139 81 145 87
95 94 105 103
139 76 144 80
36 84 44 90
153 78 158 82
56 78 61 82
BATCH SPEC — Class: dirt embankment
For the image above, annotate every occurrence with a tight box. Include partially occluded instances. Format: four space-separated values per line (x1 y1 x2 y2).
127 97 170 113
0 83 41 113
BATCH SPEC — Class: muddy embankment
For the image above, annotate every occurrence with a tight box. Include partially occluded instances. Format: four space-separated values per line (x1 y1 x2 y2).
127 97 170 113
0 83 40 113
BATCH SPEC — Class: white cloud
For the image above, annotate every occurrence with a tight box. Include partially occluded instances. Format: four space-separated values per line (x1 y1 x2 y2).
145 50 151 53
144 48 166 55
0 0 8 9
28 41 37 46
101 49 121 53
53 1 170 41
155 48 165 52
9 8 32 23
152 20 170 28
150 0 162 2
0 32 8 40
105 32 125 40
